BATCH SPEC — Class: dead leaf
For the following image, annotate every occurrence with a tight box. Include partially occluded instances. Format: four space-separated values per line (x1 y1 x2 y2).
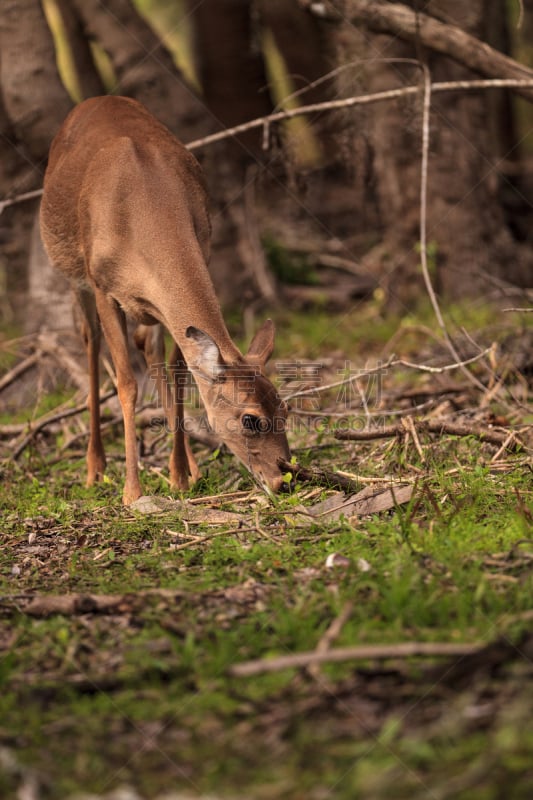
305 484 414 521
129 494 241 525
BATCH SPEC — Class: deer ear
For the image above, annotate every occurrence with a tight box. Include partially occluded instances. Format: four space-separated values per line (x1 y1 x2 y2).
186 326 226 381
246 318 275 367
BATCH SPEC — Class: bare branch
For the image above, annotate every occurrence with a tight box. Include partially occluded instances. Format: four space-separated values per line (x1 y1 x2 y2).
335 420 526 451
416 65 488 393
3 79 533 213
0 351 41 394
229 641 481 677
305 601 354 680
301 0 533 101
10 390 116 461
283 347 493 403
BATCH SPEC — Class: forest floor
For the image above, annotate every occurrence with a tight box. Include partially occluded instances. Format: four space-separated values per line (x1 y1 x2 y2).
0 302 532 800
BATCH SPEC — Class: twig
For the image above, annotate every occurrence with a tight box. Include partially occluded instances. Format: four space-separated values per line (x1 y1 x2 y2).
229 641 481 677
490 431 521 463
402 416 425 462
169 527 257 552
395 347 493 374
305 601 354 680
282 360 393 402
186 79 533 152
284 348 492 403
417 63 488 393
316 602 355 653
0 188 43 215
517 0 524 30
0 422 27 437
290 400 433 419
253 511 284 543
187 489 254 505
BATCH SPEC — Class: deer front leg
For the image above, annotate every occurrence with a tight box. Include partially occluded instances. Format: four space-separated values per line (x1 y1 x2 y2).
76 288 106 485
169 342 199 488
94 287 142 505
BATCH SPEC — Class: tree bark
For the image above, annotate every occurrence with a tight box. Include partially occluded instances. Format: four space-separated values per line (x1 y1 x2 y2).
186 0 282 304
302 0 533 100
0 95 36 324
259 0 338 161
188 0 272 157
0 0 73 158
54 0 106 99
303 0 533 299
0 0 73 327
69 0 209 142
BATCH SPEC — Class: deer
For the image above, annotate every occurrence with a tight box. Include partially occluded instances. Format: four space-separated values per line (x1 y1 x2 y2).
40 95 290 505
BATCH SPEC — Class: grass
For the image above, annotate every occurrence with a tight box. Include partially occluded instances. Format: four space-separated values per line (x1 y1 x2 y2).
1 454 531 798
0 305 532 799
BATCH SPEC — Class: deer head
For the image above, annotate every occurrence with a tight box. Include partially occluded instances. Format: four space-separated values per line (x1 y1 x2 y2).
186 319 290 491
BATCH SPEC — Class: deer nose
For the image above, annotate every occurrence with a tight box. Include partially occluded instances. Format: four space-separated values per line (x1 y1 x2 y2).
265 470 286 493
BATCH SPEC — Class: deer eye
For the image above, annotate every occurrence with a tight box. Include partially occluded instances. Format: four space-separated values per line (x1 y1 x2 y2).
242 413 271 434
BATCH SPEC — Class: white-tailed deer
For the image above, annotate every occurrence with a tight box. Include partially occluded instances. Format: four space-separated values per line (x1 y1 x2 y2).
40 96 290 504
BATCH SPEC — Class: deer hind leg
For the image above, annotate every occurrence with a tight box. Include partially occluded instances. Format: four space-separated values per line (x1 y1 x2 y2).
94 287 142 505
76 287 106 486
168 342 200 486
134 325 196 490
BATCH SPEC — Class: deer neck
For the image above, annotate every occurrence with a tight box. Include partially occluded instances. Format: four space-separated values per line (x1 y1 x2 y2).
145 267 243 367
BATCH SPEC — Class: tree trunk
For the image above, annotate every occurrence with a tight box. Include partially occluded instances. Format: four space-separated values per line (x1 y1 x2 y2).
323 0 533 301
69 0 209 142
0 95 36 325
54 0 106 99
258 0 338 160
188 0 272 157
0 0 73 329
186 0 281 304
0 0 72 158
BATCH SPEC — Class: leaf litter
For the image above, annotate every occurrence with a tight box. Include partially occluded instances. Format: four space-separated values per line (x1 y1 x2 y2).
1 314 533 798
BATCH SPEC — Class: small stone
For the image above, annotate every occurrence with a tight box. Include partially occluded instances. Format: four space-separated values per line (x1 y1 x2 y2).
325 552 351 569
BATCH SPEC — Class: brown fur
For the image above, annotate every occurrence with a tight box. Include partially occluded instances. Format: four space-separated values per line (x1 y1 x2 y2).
41 96 290 504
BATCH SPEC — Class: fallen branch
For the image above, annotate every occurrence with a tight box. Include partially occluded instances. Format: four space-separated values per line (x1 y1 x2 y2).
278 457 361 493
10 389 116 461
21 593 128 617
229 641 480 677
0 589 187 618
1 582 269 618
335 420 524 451
0 351 42 394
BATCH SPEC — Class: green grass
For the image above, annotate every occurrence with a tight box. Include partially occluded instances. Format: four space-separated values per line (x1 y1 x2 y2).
1 304 532 799
1 445 532 798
